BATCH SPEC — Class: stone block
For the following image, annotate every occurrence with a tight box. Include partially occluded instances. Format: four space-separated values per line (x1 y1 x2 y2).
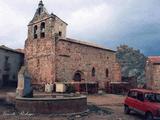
56 83 66 93
45 83 53 93
16 66 33 97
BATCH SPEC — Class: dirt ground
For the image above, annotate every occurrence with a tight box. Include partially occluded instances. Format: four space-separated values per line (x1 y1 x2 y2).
0 88 144 120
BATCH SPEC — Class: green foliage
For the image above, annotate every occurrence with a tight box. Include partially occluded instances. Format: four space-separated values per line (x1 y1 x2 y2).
116 45 147 85
66 84 76 93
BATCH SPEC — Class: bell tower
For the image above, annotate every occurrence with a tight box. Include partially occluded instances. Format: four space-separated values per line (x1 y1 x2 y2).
27 0 67 41
25 0 67 89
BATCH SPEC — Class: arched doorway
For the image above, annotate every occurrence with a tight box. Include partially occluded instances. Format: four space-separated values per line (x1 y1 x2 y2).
73 71 84 82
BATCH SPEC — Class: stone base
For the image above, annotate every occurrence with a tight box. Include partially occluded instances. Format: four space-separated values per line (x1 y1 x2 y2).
32 84 45 92
16 94 87 114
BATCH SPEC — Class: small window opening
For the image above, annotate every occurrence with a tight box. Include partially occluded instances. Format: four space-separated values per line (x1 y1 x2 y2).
59 31 62 37
4 56 10 71
106 68 109 78
34 25 38 39
38 8 41 15
5 56 9 61
92 67 95 77
40 22 45 38
37 59 40 67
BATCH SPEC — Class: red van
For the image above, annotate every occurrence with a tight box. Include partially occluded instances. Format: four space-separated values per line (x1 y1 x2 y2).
124 89 160 120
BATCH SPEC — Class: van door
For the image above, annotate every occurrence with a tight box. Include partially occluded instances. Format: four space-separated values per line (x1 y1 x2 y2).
135 92 145 115
127 91 138 109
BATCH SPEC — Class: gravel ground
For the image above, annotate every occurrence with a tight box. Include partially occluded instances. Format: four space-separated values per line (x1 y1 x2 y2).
0 88 144 120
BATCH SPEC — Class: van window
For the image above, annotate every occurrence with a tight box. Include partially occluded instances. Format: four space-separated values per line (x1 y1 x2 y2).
128 91 137 99
137 92 144 101
145 93 156 102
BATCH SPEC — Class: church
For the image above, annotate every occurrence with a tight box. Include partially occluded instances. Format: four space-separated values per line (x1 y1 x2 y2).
25 1 121 91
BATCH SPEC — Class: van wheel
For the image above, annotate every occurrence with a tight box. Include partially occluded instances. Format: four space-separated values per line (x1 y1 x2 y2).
145 112 153 120
124 105 130 114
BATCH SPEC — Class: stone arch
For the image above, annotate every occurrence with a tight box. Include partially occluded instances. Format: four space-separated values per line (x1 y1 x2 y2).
106 68 109 78
34 25 38 39
92 67 95 77
40 22 45 38
73 70 84 82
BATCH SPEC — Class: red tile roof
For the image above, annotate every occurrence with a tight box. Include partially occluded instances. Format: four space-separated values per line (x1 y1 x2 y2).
148 56 160 63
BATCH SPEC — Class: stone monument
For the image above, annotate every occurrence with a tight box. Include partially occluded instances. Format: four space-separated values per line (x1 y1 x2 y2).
16 66 33 97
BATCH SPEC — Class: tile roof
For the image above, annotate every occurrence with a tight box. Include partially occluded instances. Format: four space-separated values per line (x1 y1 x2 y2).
0 45 24 54
59 38 116 52
148 56 160 63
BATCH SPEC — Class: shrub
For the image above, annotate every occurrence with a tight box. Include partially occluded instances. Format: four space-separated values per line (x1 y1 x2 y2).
66 84 76 93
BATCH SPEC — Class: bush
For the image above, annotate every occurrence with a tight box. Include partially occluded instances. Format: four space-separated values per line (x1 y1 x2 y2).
66 84 76 93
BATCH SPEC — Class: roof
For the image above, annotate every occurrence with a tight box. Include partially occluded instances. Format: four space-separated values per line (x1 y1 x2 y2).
148 56 160 64
16 49 25 54
0 45 24 55
110 82 129 84
59 38 116 53
131 89 160 94
50 13 68 25
29 1 68 26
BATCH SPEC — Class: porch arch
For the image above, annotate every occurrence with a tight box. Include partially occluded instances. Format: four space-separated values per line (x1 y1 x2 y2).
73 70 84 82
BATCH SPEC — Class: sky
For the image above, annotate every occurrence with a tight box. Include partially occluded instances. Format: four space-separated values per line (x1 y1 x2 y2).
0 0 159 56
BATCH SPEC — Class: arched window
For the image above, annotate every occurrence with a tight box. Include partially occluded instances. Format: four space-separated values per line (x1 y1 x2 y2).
73 72 81 82
38 8 41 15
106 68 109 78
38 7 43 15
34 25 38 39
73 70 84 82
40 22 45 38
37 59 40 67
59 31 62 37
92 67 95 77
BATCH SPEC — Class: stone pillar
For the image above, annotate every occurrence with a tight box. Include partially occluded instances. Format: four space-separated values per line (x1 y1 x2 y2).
16 66 33 97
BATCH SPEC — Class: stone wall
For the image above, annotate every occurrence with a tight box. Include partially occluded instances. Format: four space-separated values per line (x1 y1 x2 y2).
146 62 160 90
0 48 24 87
16 95 87 114
56 39 120 89
25 2 67 87
25 38 56 86
112 63 121 82
53 16 67 39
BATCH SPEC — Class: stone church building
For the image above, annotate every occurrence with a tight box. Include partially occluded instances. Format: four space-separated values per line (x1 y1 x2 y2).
25 1 121 90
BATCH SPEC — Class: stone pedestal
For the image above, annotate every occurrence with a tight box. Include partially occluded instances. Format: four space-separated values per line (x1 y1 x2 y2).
56 83 66 93
16 66 33 97
45 83 53 93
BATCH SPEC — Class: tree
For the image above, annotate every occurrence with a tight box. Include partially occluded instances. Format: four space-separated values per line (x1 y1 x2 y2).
116 45 147 85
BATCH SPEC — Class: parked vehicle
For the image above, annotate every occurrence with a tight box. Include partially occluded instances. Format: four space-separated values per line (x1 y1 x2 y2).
124 89 160 120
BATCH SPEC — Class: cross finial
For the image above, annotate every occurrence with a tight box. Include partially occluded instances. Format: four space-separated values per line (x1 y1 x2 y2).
39 0 44 7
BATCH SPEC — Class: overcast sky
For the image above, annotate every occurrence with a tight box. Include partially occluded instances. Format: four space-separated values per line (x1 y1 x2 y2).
0 0 159 56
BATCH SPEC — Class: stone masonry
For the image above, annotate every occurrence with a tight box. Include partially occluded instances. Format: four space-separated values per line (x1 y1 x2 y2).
25 1 121 90
146 56 160 90
0 45 24 87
